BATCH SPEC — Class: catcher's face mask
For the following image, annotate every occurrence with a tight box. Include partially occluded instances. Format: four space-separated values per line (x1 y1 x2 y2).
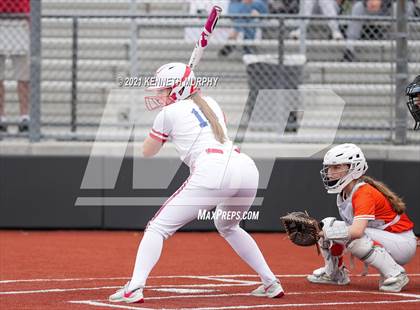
320 164 351 193
321 144 368 194
406 76 420 130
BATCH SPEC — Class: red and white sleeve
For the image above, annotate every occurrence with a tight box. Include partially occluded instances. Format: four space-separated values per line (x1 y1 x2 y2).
149 110 171 143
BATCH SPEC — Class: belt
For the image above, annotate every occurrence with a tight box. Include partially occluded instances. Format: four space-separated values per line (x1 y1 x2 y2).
206 147 240 154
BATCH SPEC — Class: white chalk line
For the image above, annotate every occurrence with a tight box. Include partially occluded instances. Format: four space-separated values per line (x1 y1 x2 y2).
69 300 153 310
174 300 420 310
2 273 420 284
0 283 257 295
0 275 255 285
70 290 420 302
208 273 420 279
70 297 420 310
1 272 418 309
180 276 259 285
1 273 420 296
151 288 218 294
0 276 130 284
0 285 122 295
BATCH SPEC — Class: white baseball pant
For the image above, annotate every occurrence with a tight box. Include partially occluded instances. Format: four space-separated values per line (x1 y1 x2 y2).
128 149 277 290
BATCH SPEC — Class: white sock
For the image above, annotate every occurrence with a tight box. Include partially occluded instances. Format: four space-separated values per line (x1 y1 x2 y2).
0 116 5 122
224 228 276 287
128 230 164 291
20 115 29 122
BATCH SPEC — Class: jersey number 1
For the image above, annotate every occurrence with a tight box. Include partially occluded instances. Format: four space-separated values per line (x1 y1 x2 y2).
191 108 208 128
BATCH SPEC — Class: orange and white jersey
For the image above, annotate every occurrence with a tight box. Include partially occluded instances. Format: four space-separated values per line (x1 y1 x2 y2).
148 96 232 167
337 182 414 233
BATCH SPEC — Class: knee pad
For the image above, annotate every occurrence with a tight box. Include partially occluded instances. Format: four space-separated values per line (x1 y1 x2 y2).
317 237 345 273
347 236 375 261
348 236 404 278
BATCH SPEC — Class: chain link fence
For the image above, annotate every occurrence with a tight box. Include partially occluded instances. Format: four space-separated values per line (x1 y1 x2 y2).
0 0 31 137
0 0 419 144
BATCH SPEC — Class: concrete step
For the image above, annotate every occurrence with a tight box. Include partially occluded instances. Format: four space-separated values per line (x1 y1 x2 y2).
300 83 395 96
42 0 189 15
38 37 420 61
2 80 402 109
42 19 187 39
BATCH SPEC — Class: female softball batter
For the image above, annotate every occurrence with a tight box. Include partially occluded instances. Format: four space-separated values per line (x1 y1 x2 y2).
308 143 416 292
109 62 284 303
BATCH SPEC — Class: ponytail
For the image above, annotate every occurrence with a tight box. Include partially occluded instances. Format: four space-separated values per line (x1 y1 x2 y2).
361 176 406 215
191 93 226 144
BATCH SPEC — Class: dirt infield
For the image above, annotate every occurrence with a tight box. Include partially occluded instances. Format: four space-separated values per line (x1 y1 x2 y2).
1 231 419 309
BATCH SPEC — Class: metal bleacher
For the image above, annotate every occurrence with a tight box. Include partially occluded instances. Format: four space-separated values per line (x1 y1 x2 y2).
3 0 420 143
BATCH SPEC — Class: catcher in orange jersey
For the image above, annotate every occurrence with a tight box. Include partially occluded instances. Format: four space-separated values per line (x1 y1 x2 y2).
307 143 416 293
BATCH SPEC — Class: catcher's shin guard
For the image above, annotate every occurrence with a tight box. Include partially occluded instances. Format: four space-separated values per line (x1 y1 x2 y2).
347 236 407 291
308 238 349 285
321 239 346 276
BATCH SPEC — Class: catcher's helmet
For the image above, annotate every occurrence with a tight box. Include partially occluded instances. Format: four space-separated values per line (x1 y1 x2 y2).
145 63 198 110
321 143 368 194
406 75 420 130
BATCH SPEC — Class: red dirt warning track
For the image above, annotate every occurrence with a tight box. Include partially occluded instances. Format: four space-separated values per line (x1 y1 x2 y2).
0 231 419 310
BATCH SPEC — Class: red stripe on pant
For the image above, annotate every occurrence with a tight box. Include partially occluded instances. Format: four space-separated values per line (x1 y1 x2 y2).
145 175 192 231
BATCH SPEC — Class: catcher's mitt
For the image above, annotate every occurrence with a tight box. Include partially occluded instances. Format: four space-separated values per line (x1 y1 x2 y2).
280 212 321 246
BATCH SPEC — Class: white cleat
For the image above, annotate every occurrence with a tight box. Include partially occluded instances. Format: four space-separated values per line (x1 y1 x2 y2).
251 280 284 298
378 274 385 289
379 272 409 293
307 267 350 285
109 282 144 303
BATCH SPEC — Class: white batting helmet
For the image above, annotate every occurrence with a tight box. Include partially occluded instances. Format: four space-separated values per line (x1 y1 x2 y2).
320 143 368 194
145 63 198 110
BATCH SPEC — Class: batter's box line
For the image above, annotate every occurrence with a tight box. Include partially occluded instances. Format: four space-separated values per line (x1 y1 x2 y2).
0 274 260 285
69 299 420 310
0 283 261 296
2 273 420 284
179 276 259 285
68 290 420 309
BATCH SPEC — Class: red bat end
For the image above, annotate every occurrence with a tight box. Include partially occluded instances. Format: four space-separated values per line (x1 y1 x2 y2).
204 6 222 34
188 5 222 70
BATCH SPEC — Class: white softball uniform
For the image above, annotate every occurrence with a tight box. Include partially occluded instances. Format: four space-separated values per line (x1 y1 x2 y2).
149 96 231 167
147 96 259 237
127 96 277 290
